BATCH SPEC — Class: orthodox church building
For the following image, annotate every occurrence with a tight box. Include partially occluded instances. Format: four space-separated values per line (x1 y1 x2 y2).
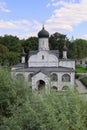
11 27 75 93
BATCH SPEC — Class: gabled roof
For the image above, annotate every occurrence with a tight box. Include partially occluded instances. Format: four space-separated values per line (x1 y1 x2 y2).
29 50 59 57
12 66 74 73
33 69 50 76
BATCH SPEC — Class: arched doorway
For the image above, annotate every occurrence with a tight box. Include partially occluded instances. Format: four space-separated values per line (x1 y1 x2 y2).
37 80 45 93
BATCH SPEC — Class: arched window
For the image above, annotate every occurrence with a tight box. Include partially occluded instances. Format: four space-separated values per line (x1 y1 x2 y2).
62 74 71 82
16 73 24 80
51 86 57 91
62 86 69 90
28 73 33 82
51 73 58 81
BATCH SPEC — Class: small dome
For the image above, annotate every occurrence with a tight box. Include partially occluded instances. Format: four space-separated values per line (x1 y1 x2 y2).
38 26 49 38
63 45 68 51
21 49 26 56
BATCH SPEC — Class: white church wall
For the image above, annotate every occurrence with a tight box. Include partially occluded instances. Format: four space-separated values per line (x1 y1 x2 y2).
59 60 75 70
39 38 49 51
28 51 58 67
70 72 75 86
21 56 25 63
58 72 75 90
12 71 34 86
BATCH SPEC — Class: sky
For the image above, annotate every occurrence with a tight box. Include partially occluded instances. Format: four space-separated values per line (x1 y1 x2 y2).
0 0 87 40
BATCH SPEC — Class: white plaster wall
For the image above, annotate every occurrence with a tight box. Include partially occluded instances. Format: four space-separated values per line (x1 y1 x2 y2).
63 51 67 59
21 56 25 63
38 38 49 51
58 72 75 90
12 71 75 92
12 71 34 86
50 72 58 90
50 72 75 91
28 51 58 67
59 60 75 70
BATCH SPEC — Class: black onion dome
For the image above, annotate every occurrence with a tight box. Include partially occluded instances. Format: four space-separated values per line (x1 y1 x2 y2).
38 26 49 38
63 45 68 51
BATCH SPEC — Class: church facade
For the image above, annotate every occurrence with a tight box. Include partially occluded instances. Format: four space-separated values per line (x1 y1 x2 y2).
11 27 75 93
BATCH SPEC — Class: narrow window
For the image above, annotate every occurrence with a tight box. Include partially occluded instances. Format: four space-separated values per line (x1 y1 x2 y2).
42 55 44 60
80 60 82 64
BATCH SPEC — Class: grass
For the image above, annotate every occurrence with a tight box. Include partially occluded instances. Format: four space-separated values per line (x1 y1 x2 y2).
75 65 87 73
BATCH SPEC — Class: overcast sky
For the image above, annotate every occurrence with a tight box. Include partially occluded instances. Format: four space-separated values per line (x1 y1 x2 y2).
0 0 87 40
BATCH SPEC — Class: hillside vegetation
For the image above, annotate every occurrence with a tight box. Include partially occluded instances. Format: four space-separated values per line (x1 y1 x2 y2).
0 67 87 130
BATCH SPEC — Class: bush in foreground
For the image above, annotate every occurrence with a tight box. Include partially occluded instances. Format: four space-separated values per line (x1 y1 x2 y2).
0 67 87 130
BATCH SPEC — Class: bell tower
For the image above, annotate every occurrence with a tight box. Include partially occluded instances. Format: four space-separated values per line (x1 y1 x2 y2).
38 26 49 51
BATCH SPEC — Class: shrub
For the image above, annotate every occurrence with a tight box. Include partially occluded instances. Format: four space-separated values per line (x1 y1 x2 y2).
0 67 87 130
76 65 87 73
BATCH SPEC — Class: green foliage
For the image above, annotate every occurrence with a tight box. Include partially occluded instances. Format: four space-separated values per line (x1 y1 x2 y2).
0 44 9 54
76 66 87 73
22 37 38 53
0 52 20 66
0 35 38 66
0 35 21 52
0 67 87 130
49 32 68 58
68 39 87 59
0 35 21 66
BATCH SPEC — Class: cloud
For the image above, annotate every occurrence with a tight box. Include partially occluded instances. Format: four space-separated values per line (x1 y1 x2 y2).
81 34 87 40
46 0 87 34
0 2 11 12
0 19 42 39
18 32 38 39
47 0 81 7
0 19 32 31
0 0 87 39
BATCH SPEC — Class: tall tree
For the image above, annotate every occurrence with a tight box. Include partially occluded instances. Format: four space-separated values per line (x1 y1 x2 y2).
0 35 22 52
49 32 69 58
68 39 87 59
22 37 38 53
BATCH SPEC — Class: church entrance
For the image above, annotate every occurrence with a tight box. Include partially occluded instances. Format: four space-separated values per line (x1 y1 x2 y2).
37 80 45 93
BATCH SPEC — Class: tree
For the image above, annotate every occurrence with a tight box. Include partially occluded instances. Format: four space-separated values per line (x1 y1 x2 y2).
0 44 9 54
68 39 87 59
0 35 22 52
22 37 38 53
49 32 69 58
